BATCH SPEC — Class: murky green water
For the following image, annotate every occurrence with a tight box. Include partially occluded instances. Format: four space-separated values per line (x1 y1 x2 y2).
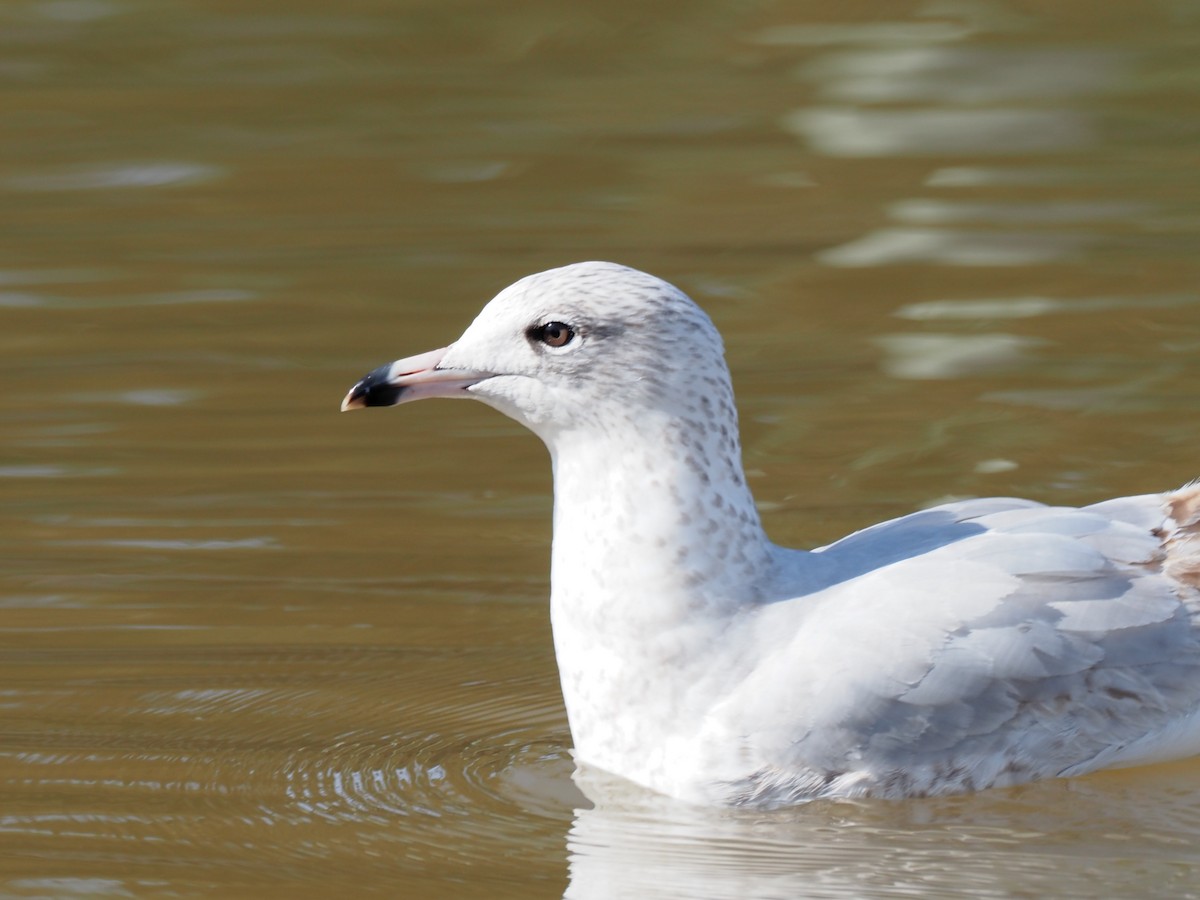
3 1 1200 896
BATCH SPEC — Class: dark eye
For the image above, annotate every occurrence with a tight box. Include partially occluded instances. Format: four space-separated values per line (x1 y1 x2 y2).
530 321 576 348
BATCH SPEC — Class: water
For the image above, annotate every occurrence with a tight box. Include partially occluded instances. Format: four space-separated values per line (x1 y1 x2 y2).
2 0 1200 896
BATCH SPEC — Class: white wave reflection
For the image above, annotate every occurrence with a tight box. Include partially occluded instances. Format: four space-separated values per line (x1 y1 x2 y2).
897 293 1200 321
784 107 1091 157
875 333 1045 380
565 763 1200 900
62 537 280 551
752 22 974 47
0 269 109 286
0 464 114 478
925 167 1087 187
0 288 257 309
818 227 1088 267
6 878 135 898
890 199 1148 226
805 47 1124 104
35 1 122 23
4 161 222 192
0 292 43 307
418 160 511 183
74 389 199 407
984 379 1178 413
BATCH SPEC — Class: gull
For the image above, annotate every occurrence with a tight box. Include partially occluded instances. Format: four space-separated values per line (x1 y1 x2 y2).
341 261 1200 806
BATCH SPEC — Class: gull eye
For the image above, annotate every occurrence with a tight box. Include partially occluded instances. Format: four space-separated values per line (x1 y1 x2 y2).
530 321 576 348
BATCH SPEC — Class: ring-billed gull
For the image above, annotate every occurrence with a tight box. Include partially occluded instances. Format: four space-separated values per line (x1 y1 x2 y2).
341 261 1200 806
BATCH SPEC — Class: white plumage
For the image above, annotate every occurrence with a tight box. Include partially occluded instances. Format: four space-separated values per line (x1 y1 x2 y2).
342 261 1200 807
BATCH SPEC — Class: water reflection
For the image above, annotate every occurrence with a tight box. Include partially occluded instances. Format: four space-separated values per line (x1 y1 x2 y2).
752 22 975 47
0 268 107 285
35 0 121 23
776 18 1158 282
895 293 1200 320
0 288 257 309
803 47 1124 103
4 161 222 192
924 167 1088 187
817 227 1089 266
566 763 1200 899
888 199 1149 225
874 333 1044 380
984 378 1184 414
785 107 1093 157
0 464 115 478
71 389 198 406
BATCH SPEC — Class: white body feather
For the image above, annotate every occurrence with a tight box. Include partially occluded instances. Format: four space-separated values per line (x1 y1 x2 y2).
349 261 1200 806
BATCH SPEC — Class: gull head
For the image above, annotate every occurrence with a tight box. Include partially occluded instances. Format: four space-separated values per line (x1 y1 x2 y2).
341 261 729 441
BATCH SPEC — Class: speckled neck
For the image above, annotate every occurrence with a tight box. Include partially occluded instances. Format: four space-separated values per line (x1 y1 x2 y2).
549 408 776 620
542 401 785 772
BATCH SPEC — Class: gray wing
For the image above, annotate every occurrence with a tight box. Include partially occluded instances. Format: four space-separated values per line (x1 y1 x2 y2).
724 489 1200 801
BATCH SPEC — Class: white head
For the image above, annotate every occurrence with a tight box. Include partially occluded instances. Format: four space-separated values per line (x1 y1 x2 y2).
341 261 734 444
343 262 780 701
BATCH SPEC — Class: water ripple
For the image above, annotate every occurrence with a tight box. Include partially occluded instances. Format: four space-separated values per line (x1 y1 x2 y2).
0 648 578 879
